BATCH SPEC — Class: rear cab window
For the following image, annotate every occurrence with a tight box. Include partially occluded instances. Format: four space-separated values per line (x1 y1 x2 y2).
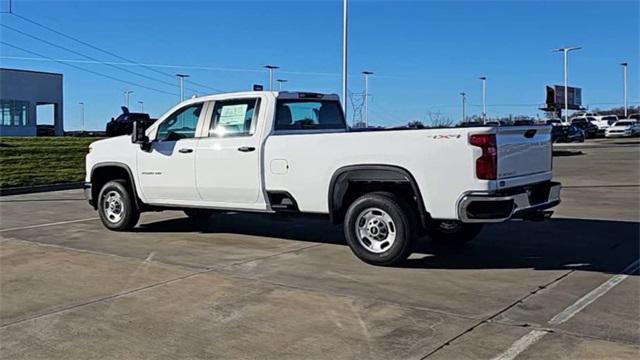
274 97 345 132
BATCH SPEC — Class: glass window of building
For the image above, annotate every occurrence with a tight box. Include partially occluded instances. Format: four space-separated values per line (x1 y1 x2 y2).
0 100 29 126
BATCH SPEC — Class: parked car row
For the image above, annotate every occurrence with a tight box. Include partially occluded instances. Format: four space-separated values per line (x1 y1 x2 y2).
570 113 640 138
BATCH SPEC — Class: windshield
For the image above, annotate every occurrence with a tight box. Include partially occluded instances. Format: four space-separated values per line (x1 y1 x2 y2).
614 121 633 126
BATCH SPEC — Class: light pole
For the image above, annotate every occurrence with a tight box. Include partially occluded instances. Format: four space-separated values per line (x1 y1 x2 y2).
460 92 466 123
264 65 279 91
362 71 373 128
123 90 134 108
138 100 144 113
79 102 84 132
621 62 628 118
479 76 487 122
553 46 581 124
342 0 348 116
176 74 190 102
276 79 288 91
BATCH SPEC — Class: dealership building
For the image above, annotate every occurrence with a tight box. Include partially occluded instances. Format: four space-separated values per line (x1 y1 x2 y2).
0 68 64 136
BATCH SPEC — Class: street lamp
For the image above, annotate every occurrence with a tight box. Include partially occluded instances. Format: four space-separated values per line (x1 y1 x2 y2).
79 102 84 132
276 79 288 91
553 46 581 123
264 65 280 91
460 92 467 123
176 74 190 102
342 0 348 116
362 71 373 128
138 100 144 113
479 76 487 122
621 62 628 118
123 90 134 108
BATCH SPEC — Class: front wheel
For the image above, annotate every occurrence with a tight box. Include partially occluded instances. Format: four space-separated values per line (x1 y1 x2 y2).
97 180 140 231
426 220 483 246
343 192 416 266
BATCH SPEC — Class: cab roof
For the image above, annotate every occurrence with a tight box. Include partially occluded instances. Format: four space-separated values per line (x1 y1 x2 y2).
180 91 340 104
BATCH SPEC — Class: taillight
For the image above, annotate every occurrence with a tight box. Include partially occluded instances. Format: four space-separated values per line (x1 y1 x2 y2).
469 134 497 180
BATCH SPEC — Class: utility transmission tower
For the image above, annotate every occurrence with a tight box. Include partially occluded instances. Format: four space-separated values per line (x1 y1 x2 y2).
348 90 365 128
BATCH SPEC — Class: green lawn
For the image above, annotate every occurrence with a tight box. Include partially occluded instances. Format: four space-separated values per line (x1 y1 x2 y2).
0 137 100 188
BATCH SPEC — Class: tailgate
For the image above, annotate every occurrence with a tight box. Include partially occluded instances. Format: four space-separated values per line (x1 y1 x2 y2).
496 126 552 179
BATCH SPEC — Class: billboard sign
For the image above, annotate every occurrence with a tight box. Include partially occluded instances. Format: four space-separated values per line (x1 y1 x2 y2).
545 85 582 110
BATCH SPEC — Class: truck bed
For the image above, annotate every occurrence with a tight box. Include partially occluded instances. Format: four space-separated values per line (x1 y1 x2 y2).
265 125 552 219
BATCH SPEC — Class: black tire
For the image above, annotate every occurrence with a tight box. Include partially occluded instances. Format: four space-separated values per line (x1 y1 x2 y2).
343 192 416 266
183 209 214 220
426 220 483 246
97 180 140 231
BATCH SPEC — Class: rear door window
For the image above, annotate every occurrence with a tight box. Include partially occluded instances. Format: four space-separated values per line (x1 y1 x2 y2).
209 99 259 137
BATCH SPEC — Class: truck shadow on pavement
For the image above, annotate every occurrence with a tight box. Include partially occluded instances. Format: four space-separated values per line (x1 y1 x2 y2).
407 218 639 275
136 214 639 275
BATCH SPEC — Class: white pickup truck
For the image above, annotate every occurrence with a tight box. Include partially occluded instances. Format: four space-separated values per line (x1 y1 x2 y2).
85 91 561 265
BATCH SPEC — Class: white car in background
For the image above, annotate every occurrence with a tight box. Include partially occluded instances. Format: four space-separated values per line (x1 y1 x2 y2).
589 115 619 136
605 120 640 138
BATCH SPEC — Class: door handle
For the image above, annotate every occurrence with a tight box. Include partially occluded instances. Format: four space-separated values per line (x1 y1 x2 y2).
178 148 194 153
237 146 255 152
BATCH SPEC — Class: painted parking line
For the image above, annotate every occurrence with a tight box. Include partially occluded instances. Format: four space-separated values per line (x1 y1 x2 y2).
0 217 100 233
492 259 640 360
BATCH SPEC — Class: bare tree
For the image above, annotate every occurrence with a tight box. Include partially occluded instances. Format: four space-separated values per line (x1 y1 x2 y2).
427 111 454 127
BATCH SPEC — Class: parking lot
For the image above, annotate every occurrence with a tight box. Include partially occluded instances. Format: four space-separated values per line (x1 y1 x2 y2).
0 138 638 359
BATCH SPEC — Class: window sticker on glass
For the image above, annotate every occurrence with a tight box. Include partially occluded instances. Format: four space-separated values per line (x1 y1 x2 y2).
219 104 248 126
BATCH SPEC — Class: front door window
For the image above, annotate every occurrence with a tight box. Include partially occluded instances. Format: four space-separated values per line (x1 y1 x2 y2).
157 103 202 141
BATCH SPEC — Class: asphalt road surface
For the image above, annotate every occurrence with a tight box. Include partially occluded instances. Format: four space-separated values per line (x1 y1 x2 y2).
1 138 638 359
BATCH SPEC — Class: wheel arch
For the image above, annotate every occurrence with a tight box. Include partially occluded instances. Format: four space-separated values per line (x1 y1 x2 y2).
328 164 429 227
90 162 141 210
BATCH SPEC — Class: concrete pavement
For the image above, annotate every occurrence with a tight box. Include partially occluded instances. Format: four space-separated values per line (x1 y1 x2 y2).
0 138 638 359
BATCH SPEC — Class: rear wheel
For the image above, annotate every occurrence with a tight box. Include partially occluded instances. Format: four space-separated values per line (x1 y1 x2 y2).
427 220 483 246
98 180 140 231
343 192 415 266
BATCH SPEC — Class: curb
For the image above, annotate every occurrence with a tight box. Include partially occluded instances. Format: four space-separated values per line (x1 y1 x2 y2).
0 182 85 196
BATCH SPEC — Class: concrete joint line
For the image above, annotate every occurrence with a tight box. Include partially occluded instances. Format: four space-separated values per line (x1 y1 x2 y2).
0 217 99 232
419 270 576 359
0 268 217 329
491 258 640 360
0 241 327 329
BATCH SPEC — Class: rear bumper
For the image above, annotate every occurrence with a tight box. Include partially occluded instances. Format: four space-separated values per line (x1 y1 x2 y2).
458 181 561 223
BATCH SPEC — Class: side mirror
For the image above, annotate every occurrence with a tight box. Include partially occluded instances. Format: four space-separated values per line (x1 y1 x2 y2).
131 120 150 149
